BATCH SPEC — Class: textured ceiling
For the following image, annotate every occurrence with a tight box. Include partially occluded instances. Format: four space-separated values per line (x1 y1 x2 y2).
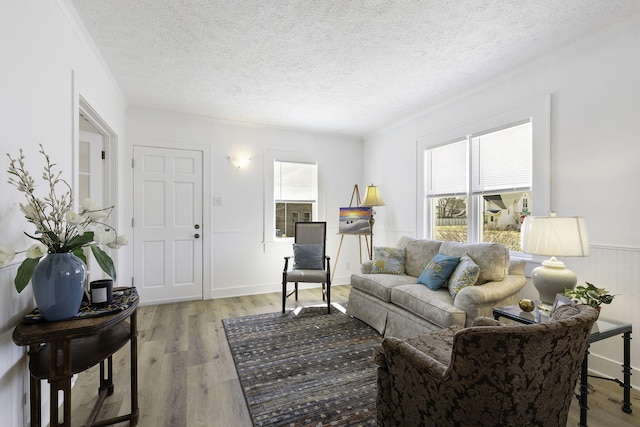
69 0 640 137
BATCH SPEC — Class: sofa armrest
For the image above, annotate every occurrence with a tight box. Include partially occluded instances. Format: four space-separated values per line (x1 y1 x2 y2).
360 260 373 274
471 316 503 327
508 258 526 275
454 273 526 324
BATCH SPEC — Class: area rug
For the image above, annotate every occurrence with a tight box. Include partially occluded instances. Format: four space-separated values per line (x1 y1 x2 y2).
222 306 382 426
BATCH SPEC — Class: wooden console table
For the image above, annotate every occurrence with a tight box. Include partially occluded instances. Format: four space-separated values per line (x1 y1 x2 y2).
13 288 139 427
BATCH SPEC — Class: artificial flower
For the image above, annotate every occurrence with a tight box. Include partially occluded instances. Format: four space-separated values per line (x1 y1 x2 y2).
26 244 47 259
0 246 16 267
65 211 84 225
5 145 127 292
107 235 128 249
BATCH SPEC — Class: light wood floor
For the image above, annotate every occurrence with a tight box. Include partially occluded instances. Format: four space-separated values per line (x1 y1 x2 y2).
67 285 639 426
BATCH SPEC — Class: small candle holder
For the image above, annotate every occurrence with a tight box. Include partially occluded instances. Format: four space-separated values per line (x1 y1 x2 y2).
90 279 113 306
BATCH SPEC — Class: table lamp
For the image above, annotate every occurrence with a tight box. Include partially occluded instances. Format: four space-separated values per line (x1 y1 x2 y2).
521 212 589 312
360 184 385 260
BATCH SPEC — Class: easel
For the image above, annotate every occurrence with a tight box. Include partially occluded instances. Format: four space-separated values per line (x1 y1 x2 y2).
331 184 371 282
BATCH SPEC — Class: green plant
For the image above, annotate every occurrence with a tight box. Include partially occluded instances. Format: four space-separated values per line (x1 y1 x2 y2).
1 145 126 292
563 282 615 308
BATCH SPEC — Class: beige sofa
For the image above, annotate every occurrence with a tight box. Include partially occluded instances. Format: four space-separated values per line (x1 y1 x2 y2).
346 236 526 338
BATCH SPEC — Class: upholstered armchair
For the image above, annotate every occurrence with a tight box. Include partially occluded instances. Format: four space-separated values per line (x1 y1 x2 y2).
375 304 599 427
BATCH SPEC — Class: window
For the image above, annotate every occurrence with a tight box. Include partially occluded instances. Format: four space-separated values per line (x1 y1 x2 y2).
274 160 318 239
425 121 533 251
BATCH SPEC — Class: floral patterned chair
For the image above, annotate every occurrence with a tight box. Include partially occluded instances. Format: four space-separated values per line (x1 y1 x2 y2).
375 304 599 427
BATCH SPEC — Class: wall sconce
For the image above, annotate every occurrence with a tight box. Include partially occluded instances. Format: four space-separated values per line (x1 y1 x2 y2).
228 156 252 169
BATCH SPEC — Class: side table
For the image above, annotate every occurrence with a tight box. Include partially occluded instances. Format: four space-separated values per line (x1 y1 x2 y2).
13 288 139 427
493 305 632 427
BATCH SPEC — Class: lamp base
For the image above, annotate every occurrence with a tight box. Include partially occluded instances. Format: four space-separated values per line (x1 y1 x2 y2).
531 257 577 312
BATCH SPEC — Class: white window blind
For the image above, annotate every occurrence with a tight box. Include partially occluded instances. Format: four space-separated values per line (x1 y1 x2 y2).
274 161 317 202
426 140 467 197
471 121 532 193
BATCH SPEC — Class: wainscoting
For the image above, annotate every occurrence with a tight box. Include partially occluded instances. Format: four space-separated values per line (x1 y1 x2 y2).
563 244 639 388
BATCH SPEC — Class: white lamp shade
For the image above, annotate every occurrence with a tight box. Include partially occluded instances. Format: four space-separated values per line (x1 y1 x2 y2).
521 215 589 256
361 185 385 207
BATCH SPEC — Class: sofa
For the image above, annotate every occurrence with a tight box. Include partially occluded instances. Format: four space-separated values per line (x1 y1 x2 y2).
346 236 526 338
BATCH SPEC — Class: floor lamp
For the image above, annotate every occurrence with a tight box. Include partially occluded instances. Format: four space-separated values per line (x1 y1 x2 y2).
360 184 385 260
521 212 589 312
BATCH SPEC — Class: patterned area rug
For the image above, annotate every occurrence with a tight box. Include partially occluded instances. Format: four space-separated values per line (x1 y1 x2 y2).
223 306 382 426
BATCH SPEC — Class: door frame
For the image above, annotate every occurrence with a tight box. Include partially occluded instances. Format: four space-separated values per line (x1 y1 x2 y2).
73 93 122 283
127 136 212 302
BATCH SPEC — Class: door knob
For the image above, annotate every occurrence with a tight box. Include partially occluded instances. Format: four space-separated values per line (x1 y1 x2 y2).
194 233 200 239
194 224 200 229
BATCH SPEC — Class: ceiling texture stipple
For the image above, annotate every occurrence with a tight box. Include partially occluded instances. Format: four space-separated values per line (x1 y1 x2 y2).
70 0 640 137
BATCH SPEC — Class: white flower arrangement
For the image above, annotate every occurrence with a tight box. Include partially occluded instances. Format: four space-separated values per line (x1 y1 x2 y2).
0 145 126 292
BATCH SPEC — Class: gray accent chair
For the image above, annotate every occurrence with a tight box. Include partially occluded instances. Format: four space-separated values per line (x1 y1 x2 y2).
375 304 599 427
282 222 331 313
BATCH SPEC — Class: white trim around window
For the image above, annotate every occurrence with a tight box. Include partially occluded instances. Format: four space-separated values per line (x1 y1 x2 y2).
263 148 325 251
416 96 551 246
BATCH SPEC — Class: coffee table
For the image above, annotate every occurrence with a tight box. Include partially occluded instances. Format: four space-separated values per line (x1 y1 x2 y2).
493 305 632 427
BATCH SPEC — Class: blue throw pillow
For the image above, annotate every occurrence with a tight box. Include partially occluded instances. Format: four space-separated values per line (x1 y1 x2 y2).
292 243 324 270
417 253 461 290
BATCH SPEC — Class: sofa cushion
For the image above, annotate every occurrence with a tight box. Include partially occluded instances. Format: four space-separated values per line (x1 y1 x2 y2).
447 254 480 297
391 285 466 329
350 273 418 302
417 253 460 290
372 247 406 274
439 241 509 284
403 238 442 277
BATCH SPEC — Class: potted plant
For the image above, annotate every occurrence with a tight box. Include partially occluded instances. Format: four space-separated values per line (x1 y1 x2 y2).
563 282 615 310
0 145 127 320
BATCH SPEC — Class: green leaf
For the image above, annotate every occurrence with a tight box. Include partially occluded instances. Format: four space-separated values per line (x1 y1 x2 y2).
43 230 61 244
65 232 94 252
73 247 87 264
90 245 116 280
14 257 41 293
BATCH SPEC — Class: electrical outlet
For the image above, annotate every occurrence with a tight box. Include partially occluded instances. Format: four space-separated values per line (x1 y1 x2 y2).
213 196 223 206
346 262 351 270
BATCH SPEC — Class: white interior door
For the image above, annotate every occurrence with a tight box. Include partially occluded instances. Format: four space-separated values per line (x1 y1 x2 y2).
132 146 203 304
79 130 105 282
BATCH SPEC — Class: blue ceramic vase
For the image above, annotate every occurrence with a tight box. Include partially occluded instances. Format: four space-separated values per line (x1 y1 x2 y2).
31 253 87 321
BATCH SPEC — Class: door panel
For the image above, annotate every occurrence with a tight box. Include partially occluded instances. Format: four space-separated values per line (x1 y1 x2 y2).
133 146 203 303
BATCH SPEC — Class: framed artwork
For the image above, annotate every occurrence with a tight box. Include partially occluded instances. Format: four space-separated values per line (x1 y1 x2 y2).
339 207 372 234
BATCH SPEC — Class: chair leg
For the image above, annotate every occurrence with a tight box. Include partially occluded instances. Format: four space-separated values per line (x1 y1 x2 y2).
282 281 286 313
326 283 331 314
295 282 298 300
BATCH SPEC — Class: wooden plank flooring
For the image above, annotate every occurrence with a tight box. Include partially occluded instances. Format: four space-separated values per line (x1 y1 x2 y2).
67 285 639 426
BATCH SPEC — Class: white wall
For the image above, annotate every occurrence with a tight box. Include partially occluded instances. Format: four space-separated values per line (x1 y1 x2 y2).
125 108 364 299
0 1 127 425
363 15 640 387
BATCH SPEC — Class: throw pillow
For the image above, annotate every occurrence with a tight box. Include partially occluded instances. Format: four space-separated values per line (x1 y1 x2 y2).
447 254 480 297
371 247 406 275
292 243 324 270
417 253 461 290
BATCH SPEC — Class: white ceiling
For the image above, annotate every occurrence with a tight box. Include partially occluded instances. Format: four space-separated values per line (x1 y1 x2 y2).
70 0 640 137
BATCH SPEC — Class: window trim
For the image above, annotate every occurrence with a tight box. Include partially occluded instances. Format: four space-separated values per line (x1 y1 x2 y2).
416 96 550 254
264 149 324 249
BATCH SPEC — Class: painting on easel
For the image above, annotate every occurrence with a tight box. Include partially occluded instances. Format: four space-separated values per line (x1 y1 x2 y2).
339 207 372 235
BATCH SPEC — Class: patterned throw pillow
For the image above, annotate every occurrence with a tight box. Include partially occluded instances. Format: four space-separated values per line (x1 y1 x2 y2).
292 243 324 270
447 253 480 297
417 253 461 290
371 247 406 275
